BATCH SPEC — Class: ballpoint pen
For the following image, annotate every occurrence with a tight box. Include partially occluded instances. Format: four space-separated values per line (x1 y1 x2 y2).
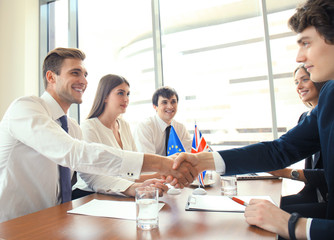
228 196 249 206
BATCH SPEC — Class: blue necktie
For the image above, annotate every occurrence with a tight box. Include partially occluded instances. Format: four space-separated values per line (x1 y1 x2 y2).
58 115 72 203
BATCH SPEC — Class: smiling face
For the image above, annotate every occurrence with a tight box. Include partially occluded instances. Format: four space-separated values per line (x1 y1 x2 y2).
294 67 319 107
46 58 88 113
154 95 178 124
104 82 130 116
296 26 334 82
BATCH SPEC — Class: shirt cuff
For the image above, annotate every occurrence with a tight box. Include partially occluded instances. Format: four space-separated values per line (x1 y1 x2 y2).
105 181 134 197
119 150 144 179
213 152 226 175
306 218 312 240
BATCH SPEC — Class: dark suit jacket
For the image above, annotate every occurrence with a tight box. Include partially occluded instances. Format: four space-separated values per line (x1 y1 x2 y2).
298 112 328 202
218 80 334 239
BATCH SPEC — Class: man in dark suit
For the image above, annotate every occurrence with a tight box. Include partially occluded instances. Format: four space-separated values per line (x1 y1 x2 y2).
268 67 328 219
172 0 334 239
270 113 328 219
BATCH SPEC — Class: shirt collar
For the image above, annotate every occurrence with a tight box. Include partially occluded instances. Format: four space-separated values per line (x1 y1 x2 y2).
41 91 66 121
155 114 174 133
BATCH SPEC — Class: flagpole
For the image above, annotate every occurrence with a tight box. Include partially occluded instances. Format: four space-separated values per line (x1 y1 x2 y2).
192 122 207 195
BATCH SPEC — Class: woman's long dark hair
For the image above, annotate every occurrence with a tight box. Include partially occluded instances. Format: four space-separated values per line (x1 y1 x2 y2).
87 74 129 119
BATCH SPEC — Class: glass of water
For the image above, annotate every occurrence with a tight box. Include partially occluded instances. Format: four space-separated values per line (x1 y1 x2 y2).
135 186 159 230
221 175 238 196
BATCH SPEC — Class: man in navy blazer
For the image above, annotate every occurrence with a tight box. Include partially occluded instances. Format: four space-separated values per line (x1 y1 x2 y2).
172 0 334 239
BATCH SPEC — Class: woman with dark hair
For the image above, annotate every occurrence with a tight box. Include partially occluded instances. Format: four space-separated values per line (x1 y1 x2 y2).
72 74 168 198
269 65 328 218
294 64 326 107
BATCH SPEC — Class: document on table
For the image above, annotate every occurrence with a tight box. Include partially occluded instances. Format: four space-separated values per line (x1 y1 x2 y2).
185 195 275 212
68 199 165 220
236 172 279 180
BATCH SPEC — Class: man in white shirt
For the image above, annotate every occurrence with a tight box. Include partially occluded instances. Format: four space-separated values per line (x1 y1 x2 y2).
133 86 192 156
0 48 197 223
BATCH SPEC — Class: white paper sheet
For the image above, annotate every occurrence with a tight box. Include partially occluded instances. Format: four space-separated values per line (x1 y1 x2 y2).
186 195 275 212
68 199 165 220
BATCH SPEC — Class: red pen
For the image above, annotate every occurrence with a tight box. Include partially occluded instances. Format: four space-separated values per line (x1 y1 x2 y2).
229 196 249 206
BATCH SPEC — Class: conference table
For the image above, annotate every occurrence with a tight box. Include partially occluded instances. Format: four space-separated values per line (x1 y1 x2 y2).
0 174 282 240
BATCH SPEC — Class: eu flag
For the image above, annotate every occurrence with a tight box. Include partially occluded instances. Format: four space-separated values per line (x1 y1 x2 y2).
167 126 185 156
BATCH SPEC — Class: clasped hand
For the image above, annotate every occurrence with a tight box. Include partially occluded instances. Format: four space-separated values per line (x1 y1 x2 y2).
159 153 199 188
162 152 209 188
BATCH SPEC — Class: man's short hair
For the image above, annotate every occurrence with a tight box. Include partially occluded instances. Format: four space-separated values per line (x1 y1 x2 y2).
152 86 179 106
42 47 86 89
288 0 334 44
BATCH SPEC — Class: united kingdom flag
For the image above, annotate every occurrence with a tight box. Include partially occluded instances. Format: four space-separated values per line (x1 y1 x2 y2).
191 124 211 187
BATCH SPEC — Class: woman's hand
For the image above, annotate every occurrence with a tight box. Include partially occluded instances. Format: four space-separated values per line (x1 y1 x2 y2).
268 168 291 178
141 178 169 196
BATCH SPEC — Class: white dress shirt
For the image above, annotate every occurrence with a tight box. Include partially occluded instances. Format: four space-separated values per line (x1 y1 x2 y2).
74 117 138 196
0 92 143 222
133 115 192 155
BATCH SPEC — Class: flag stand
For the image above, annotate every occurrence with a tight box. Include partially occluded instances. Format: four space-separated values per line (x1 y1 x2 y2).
192 178 207 195
192 185 207 195
167 186 181 195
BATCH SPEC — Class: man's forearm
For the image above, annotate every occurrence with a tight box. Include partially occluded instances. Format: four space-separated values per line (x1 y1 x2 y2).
196 152 216 172
295 218 307 240
141 153 164 173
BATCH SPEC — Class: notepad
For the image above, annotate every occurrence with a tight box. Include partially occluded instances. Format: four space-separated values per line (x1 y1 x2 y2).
185 195 275 212
236 172 280 180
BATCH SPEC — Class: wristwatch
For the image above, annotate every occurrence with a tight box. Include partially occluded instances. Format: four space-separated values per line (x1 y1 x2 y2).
290 169 300 180
288 212 302 240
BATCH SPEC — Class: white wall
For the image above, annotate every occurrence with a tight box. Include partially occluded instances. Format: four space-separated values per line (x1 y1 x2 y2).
0 0 39 119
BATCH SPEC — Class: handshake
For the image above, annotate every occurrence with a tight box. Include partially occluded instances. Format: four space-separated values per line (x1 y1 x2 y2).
142 151 216 188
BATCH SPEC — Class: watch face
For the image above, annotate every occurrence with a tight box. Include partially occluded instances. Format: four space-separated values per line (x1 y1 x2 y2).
291 170 299 179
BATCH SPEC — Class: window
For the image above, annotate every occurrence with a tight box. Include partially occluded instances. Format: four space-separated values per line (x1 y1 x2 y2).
77 0 155 124
46 0 306 150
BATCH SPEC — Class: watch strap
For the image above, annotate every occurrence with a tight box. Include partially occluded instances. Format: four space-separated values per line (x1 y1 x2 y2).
288 212 301 240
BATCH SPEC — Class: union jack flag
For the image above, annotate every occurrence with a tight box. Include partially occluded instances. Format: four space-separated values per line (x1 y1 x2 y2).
191 124 211 187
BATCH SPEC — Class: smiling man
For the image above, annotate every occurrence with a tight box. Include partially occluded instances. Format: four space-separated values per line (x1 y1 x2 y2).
0 48 197 223
133 86 192 156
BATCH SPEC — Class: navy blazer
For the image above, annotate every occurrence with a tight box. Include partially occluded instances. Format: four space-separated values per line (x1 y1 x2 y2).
219 80 334 239
298 112 328 202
